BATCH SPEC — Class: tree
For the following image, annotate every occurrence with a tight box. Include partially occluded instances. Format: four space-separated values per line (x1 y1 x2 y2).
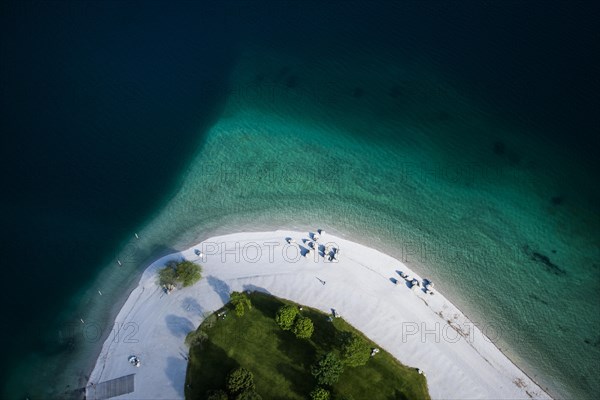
185 329 208 347
176 260 202 287
235 389 263 400
230 292 252 317
226 367 255 395
311 352 344 385
333 395 355 400
310 387 331 400
158 260 202 288
206 389 228 400
292 316 314 339
341 333 371 367
158 265 177 287
275 304 299 330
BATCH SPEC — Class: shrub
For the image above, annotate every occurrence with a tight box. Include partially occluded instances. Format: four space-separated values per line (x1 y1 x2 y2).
230 292 252 317
275 304 299 330
158 265 177 287
292 316 314 339
310 387 331 400
226 367 255 395
176 260 202 287
311 352 344 385
341 333 371 367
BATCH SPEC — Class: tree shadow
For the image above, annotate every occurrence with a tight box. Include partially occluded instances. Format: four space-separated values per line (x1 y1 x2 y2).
302 308 340 352
274 361 315 398
393 388 410 400
248 291 285 319
242 284 272 295
273 325 315 369
165 356 187 398
182 296 204 317
185 342 239 399
165 314 194 338
207 275 231 304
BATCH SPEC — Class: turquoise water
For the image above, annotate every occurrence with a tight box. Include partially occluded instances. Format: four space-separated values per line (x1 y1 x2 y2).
135 48 600 398
3 2 599 399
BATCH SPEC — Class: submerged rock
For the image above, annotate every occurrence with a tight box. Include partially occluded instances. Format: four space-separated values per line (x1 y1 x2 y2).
524 245 566 276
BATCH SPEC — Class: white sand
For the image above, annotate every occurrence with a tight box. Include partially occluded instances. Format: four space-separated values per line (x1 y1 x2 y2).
86 230 550 400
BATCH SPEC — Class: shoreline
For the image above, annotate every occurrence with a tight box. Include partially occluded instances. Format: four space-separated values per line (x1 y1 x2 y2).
86 230 552 399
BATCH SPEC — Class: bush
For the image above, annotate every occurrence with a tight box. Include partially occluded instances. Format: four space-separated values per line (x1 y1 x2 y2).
341 333 371 367
176 260 202 287
158 260 202 288
158 265 177 287
311 352 344 385
206 389 228 400
230 292 252 317
310 387 331 400
226 367 255 395
292 316 314 339
275 304 299 331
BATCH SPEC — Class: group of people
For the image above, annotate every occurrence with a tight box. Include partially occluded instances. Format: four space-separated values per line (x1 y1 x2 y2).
397 271 435 295
287 229 339 261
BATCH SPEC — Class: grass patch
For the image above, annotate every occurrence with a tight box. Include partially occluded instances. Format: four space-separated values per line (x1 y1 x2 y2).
185 292 430 400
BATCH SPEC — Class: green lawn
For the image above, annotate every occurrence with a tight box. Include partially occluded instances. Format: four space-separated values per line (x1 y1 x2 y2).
185 292 430 400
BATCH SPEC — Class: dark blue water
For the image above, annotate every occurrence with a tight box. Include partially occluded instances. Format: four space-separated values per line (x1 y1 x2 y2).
1 1 598 398
0 1 236 395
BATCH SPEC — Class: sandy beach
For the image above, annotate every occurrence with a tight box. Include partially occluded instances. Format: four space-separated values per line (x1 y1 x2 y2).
86 230 550 400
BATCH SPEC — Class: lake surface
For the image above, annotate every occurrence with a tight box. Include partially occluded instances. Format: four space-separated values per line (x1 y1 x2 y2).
1 2 598 398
